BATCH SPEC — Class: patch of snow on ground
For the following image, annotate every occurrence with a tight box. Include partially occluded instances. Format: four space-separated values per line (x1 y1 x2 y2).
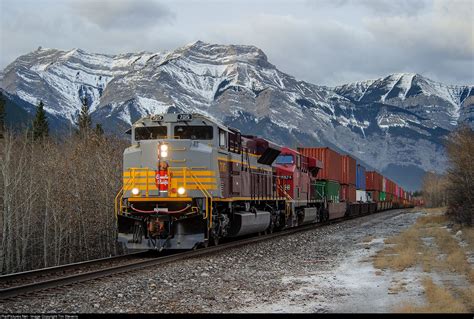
240 211 428 313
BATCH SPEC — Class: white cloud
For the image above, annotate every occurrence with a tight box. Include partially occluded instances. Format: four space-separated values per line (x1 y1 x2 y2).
71 0 175 30
0 0 472 86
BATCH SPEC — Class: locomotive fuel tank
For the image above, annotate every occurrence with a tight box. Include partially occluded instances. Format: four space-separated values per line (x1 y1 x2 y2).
228 211 271 237
301 207 318 224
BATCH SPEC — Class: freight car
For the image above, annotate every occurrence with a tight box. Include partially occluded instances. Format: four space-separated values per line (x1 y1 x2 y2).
115 113 416 251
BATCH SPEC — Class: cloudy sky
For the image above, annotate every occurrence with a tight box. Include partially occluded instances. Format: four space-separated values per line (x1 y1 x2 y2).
0 0 472 86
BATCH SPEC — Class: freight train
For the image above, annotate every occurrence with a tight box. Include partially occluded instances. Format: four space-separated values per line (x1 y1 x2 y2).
115 113 417 251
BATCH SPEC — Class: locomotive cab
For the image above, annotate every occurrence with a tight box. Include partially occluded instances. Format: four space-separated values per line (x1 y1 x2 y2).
117 114 228 250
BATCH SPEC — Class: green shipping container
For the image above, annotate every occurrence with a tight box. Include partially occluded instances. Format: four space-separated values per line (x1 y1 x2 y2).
315 181 340 202
380 191 386 201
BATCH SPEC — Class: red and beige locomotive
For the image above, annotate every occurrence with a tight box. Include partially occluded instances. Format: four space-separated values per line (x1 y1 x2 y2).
115 113 415 251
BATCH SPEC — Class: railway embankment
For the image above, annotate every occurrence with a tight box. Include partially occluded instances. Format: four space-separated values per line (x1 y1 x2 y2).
2 208 471 313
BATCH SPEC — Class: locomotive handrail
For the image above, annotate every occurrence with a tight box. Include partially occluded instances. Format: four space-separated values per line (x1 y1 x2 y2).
115 168 154 218
114 169 137 219
276 181 293 201
189 172 213 229
114 186 123 220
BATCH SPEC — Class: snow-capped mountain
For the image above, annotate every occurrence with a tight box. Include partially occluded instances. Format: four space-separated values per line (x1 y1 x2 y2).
1 41 473 190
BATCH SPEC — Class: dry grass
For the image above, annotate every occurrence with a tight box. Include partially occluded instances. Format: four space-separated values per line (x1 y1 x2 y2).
374 208 474 312
455 286 474 312
424 227 474 283
461 227 474 251
395 277 468 313
374 227 421 271
420 248 437 273
388 279 408 295
416 214 449 226
375 211 473 280
419 207 448 214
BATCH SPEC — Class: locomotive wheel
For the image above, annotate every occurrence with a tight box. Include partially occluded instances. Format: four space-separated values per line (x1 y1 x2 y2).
211 235 220 246
324 209 329 222
268 224 274 234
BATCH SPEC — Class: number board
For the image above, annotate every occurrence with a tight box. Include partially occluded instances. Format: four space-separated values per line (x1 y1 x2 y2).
177 114 193 121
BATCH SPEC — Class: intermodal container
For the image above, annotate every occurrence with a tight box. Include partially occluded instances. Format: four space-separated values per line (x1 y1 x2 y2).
356 164 366 190
382 177 387 192
298 147 342 182
366 171 382 191
340 184 356 203
315 180 340 202
341 155 356 185
386 179 395 195
356 190 367 202
379 191 386 201
367 190 379 202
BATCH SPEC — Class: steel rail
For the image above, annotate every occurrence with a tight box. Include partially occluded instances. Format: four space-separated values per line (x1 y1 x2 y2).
0 251 149 285
0 208 408 300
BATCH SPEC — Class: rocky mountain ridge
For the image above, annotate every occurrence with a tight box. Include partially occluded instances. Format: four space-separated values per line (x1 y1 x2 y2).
1 41 473 190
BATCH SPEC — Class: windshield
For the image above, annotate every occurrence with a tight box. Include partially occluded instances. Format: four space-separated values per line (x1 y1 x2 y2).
135 126 167 140
174 125 213 140
276 154 294 165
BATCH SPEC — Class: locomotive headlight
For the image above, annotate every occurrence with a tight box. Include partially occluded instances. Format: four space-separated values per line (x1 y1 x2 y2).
160 144 168 152
131 187 140 195
160 151 168 158
177 187 186 195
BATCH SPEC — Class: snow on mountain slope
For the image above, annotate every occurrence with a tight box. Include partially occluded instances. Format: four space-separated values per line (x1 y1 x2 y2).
335 73 473 131
1 41 473 190
1 47 160 123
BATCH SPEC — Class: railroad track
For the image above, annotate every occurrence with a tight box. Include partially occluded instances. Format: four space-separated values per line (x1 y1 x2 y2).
0 251 153 290
0 208 408 300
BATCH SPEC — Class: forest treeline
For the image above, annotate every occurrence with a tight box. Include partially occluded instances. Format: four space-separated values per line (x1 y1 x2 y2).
0 96 127 274
422 126 474 225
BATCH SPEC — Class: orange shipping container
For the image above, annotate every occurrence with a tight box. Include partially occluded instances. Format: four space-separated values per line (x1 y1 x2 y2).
341 155 356 185
298 147 342 182
340 184 357 203
385 179 393 195
366 171 383 191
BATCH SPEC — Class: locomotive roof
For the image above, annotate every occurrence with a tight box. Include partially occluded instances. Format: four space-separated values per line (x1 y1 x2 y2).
132 113 232 132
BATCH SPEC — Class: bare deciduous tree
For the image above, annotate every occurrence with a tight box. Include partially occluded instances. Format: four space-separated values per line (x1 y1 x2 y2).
445 126 474 225
422 172 448 208
0 132 127 274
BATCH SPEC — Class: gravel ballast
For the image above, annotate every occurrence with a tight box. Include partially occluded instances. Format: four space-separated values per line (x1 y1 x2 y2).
1 209 420 313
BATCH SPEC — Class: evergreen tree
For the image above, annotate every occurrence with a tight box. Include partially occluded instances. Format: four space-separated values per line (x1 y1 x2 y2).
32 100 49 140
77 96 92 137
95 123 104 136
0 91 5 138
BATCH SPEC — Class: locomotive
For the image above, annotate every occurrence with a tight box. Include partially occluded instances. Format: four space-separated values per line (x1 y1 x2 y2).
115 113 414 251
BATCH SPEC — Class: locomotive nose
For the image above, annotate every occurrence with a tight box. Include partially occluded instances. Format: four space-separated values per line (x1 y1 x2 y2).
122 138 215 200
